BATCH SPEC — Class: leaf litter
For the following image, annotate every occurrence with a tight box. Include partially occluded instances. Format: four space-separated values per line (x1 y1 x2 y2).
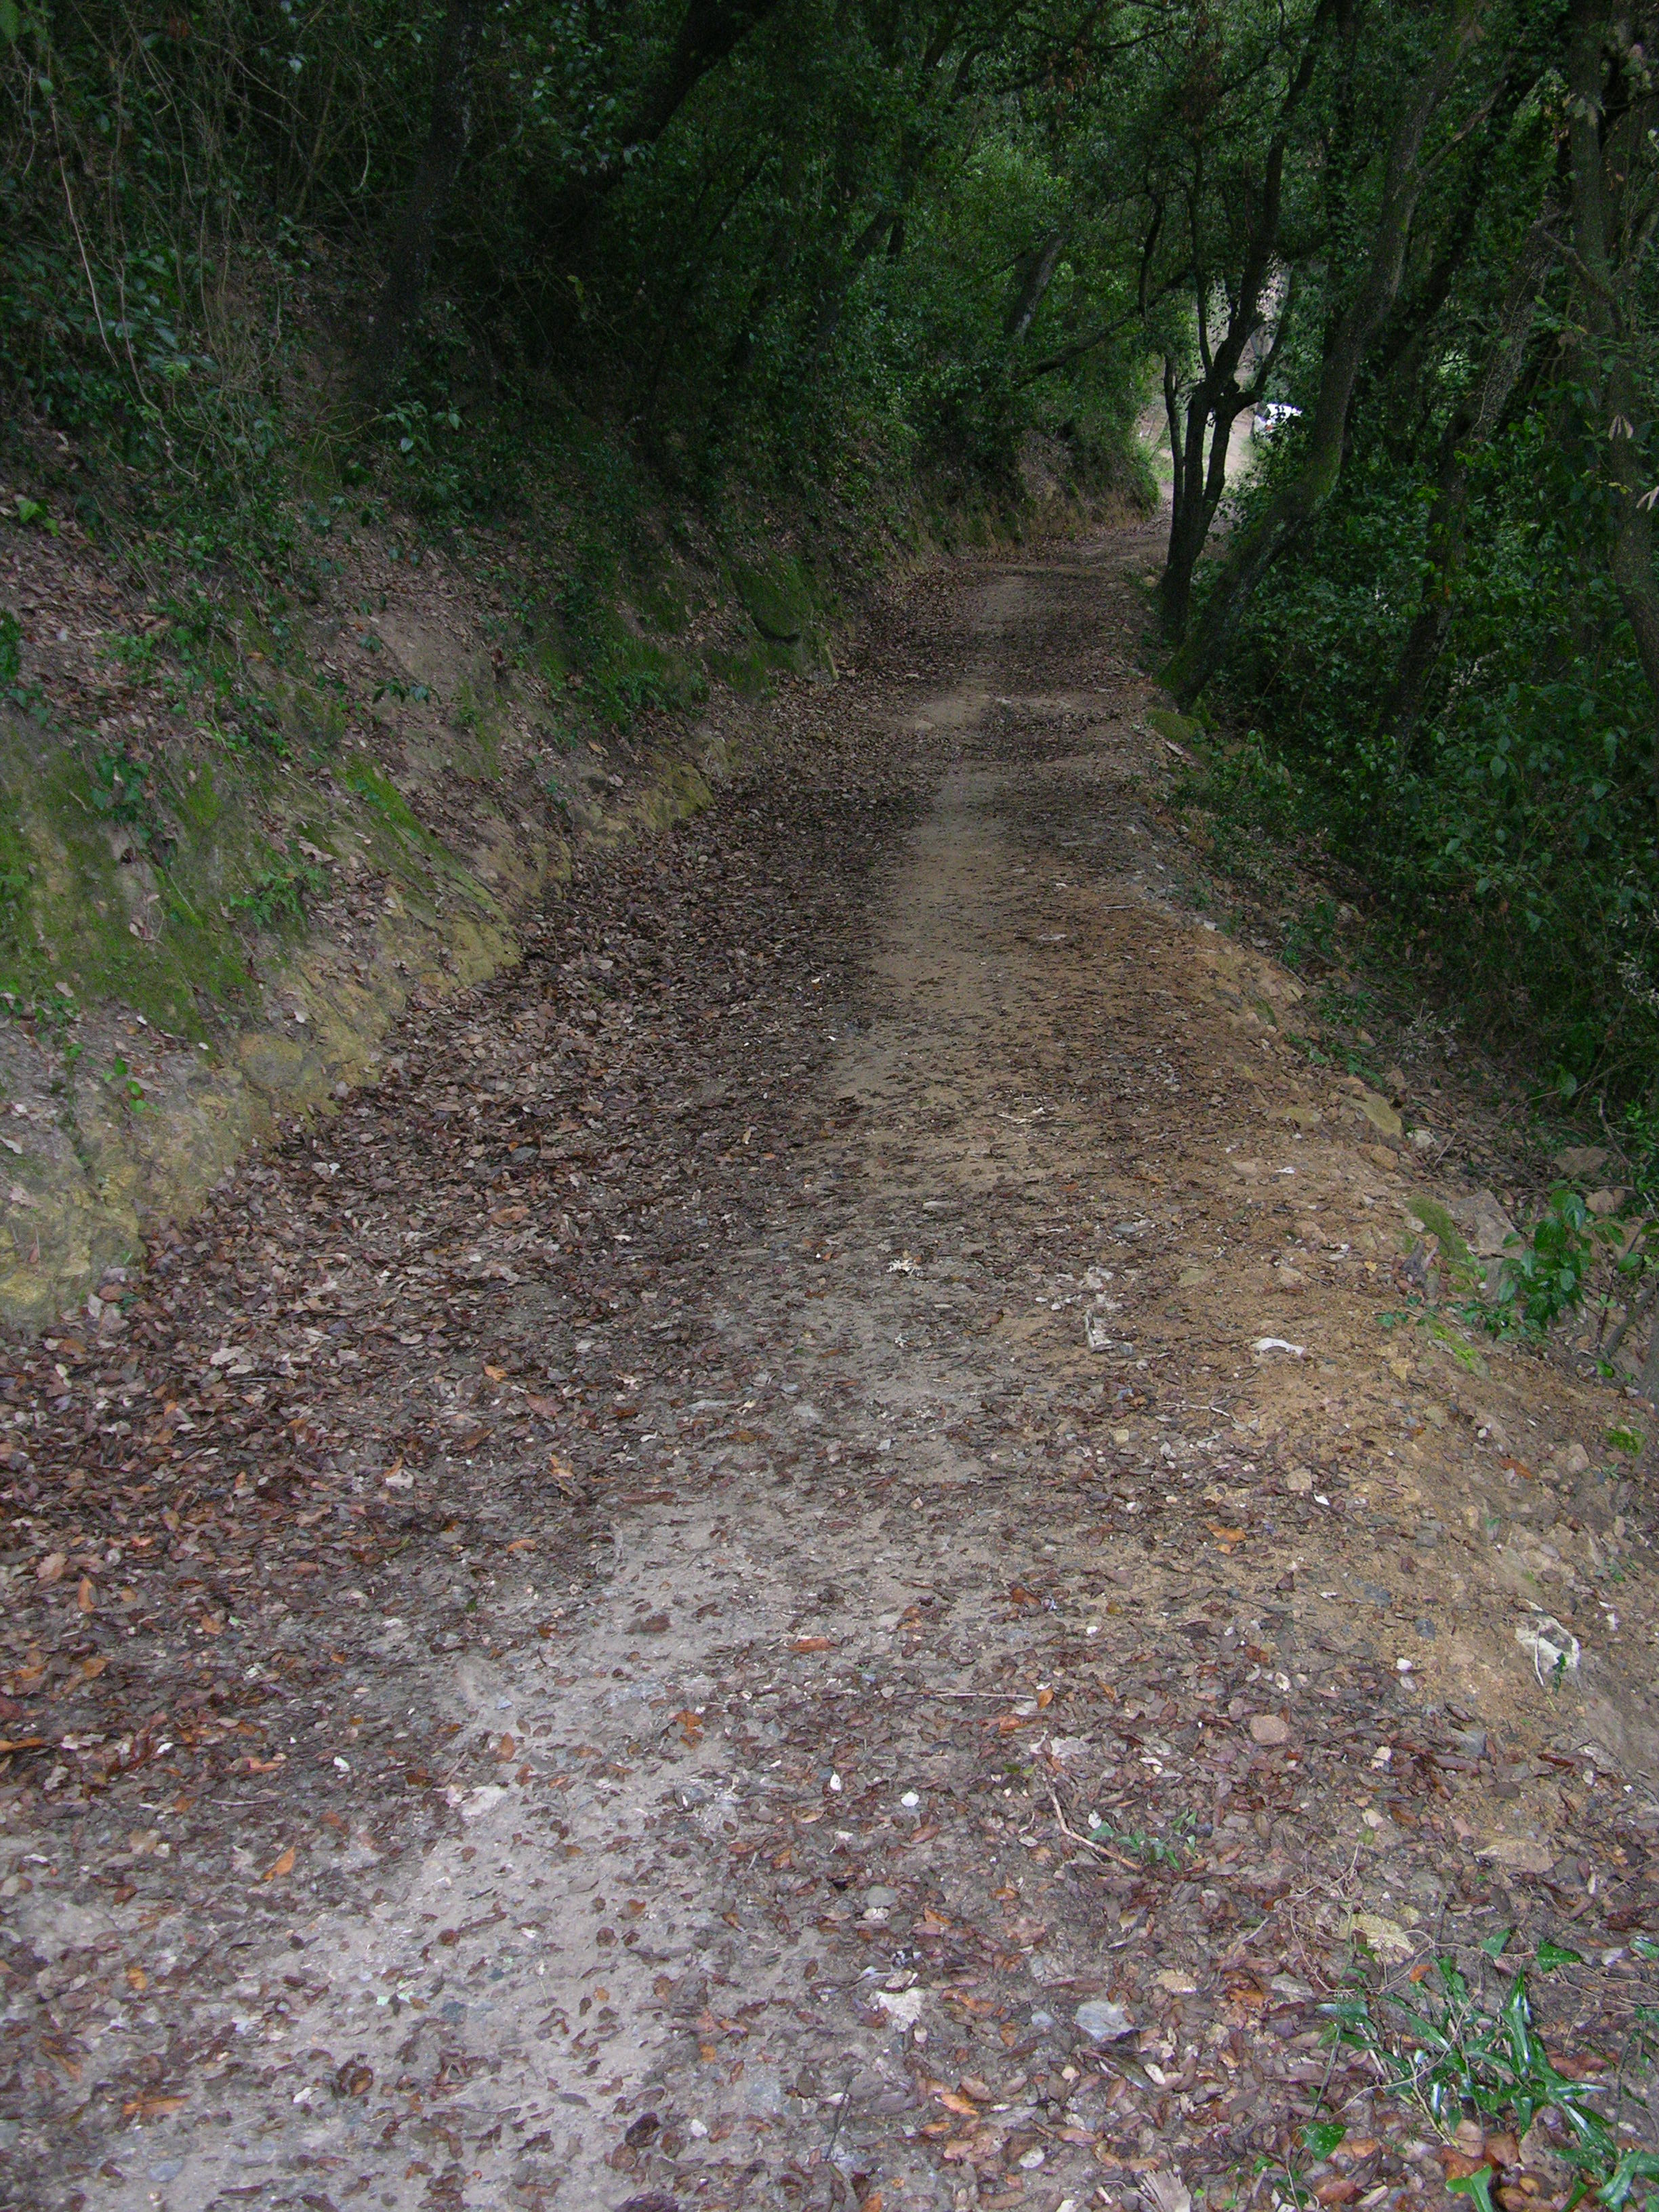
2 520 1658 2209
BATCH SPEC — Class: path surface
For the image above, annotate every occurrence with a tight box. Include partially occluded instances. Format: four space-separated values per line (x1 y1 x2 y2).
7 521 1659 2212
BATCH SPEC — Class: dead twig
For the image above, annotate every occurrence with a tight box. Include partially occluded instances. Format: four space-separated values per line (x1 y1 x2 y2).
1046 1781 1153 1874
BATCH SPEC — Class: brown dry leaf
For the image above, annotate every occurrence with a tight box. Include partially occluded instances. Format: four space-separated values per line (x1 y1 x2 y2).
933 2087 981 2116
505 1537 536 1552
75 1576 96 1614
264 1843 296 1881
1036 1686 1054 1709
123 2093 186 2121
1441 2152 1494 2182
483 1363 508 1380
790 1635 834 1654
0 1735 45 1755
1315 2182 1358 2206
35 1552 66 1584
79 1654 108 1679
125 1965 147 1992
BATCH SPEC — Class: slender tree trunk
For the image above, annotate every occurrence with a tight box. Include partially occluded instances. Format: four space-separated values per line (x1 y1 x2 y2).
360 0 483 402
1383 209 1558 767
1163 0 1490 708
1567 0 1659 819
1157 0 1336 636
1005 228 1067 343
813 201 896 358
523 0 785 356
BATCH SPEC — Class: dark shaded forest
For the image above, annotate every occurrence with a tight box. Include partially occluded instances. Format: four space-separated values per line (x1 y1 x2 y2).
3 0 1658 1122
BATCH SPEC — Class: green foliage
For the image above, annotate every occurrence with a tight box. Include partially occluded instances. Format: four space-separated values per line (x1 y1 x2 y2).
1328 1953 1582 2144
1487 1186 1608 1336
230 851 327 928
0 610 24 702
1326 1948 1657 2212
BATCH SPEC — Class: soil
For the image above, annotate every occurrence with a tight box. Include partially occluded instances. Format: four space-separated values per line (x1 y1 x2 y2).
4 517 1658 2212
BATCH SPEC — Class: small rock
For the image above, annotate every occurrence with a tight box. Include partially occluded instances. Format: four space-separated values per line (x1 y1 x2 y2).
1460 1190 1519 1256
1073 1999 1134 2043
1476 1835 1556 1874
1359 1090 1404 1140
1553 1146 1607 1179
1248 1713 1290 1745
873 1988 925 2028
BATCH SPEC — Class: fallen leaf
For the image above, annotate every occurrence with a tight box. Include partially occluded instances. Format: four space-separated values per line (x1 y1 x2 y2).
75 1576 96 1613
35 1552 66 1584
264 1844 296 1881
123 2093 186 2121
790 1636 834 1653
1351 1912 1414 1956
1441 2151 1494 2182
1143 2169 1191 2212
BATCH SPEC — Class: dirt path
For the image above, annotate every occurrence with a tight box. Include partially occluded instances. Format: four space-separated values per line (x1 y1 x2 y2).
7 520 1659 2212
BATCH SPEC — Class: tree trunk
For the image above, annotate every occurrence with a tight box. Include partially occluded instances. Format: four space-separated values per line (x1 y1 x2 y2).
525 0 785 349
1567 0 1659 819
1163 0 1490 708
1383 209 1558 767
1156 0 1336 636
360 0 483 402
1005 228 1067 343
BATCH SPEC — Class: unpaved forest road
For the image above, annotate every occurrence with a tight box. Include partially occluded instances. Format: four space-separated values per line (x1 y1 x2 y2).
8 520 1659 2212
